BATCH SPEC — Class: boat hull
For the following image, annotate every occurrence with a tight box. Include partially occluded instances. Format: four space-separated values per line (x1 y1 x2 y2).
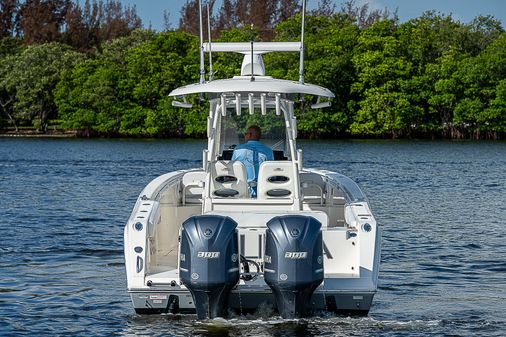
129 288 375 316
124 168 382 317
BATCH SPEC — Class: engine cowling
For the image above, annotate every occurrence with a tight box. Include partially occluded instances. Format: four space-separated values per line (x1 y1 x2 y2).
264 215 324 318
179 215 239 319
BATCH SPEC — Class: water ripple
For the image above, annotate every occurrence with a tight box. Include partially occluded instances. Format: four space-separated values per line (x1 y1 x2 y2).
1 138 505 336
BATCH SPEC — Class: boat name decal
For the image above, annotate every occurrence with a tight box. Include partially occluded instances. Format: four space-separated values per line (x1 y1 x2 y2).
150 295 167 300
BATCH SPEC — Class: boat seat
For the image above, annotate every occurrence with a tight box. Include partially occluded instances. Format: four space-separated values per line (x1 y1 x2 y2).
257 161 296 200
182 171 205 205
300 172 326 205
210 160 249 199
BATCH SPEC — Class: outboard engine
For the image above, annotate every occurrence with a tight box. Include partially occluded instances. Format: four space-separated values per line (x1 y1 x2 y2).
264 215 324 318
179 215 239 319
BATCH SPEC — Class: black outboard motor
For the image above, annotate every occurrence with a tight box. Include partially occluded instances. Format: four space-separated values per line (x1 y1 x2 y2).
179 215 239 319
264 215 324 318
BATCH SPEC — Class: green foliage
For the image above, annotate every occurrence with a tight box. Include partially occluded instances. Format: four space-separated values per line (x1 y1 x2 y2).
1 12 505 139
0 37 23 58
271 14 360 136
1 42 82 131
349 19 417 137
452 33 506 136
55 29 209 137
56 30 159 135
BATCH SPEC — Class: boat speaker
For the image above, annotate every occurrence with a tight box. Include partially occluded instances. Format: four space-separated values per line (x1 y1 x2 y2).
179 215 239 319
264 215 324 318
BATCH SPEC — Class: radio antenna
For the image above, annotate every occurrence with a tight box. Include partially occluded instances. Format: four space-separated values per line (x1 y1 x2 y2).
250 41 255 82
199 0 205 84
299 0 306 84
207 3 214 81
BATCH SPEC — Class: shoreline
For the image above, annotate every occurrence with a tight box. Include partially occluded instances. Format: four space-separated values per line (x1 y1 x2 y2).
0 129 503 141
0 130 78 138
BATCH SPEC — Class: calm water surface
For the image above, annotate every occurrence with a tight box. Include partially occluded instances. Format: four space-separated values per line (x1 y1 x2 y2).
0 138 505 336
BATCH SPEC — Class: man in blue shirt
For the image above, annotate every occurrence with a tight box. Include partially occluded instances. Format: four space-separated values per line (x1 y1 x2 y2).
232 125 274 197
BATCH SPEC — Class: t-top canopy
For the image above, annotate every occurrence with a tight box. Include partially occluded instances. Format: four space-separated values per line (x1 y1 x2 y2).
169 76 334 98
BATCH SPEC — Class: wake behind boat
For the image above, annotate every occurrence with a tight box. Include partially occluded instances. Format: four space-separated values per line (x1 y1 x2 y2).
124 0 381 319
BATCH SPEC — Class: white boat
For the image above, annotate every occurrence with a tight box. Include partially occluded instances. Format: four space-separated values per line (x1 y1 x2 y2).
124 1 381 319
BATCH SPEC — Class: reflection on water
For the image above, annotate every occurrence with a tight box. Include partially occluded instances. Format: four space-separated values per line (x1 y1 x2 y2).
124 314 447 337
1 138 505 336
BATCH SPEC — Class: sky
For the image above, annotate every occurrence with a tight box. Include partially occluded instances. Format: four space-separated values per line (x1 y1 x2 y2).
117 0 506 31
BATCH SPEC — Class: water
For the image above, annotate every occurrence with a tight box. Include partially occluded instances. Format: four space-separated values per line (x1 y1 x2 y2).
1 138 505 336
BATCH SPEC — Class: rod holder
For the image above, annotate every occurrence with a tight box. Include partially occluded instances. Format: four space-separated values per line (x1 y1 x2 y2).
249 93 254 115
221 95 226 116
235 94 241 116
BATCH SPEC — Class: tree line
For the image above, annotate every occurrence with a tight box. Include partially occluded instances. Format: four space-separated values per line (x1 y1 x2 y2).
0 0 504 139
